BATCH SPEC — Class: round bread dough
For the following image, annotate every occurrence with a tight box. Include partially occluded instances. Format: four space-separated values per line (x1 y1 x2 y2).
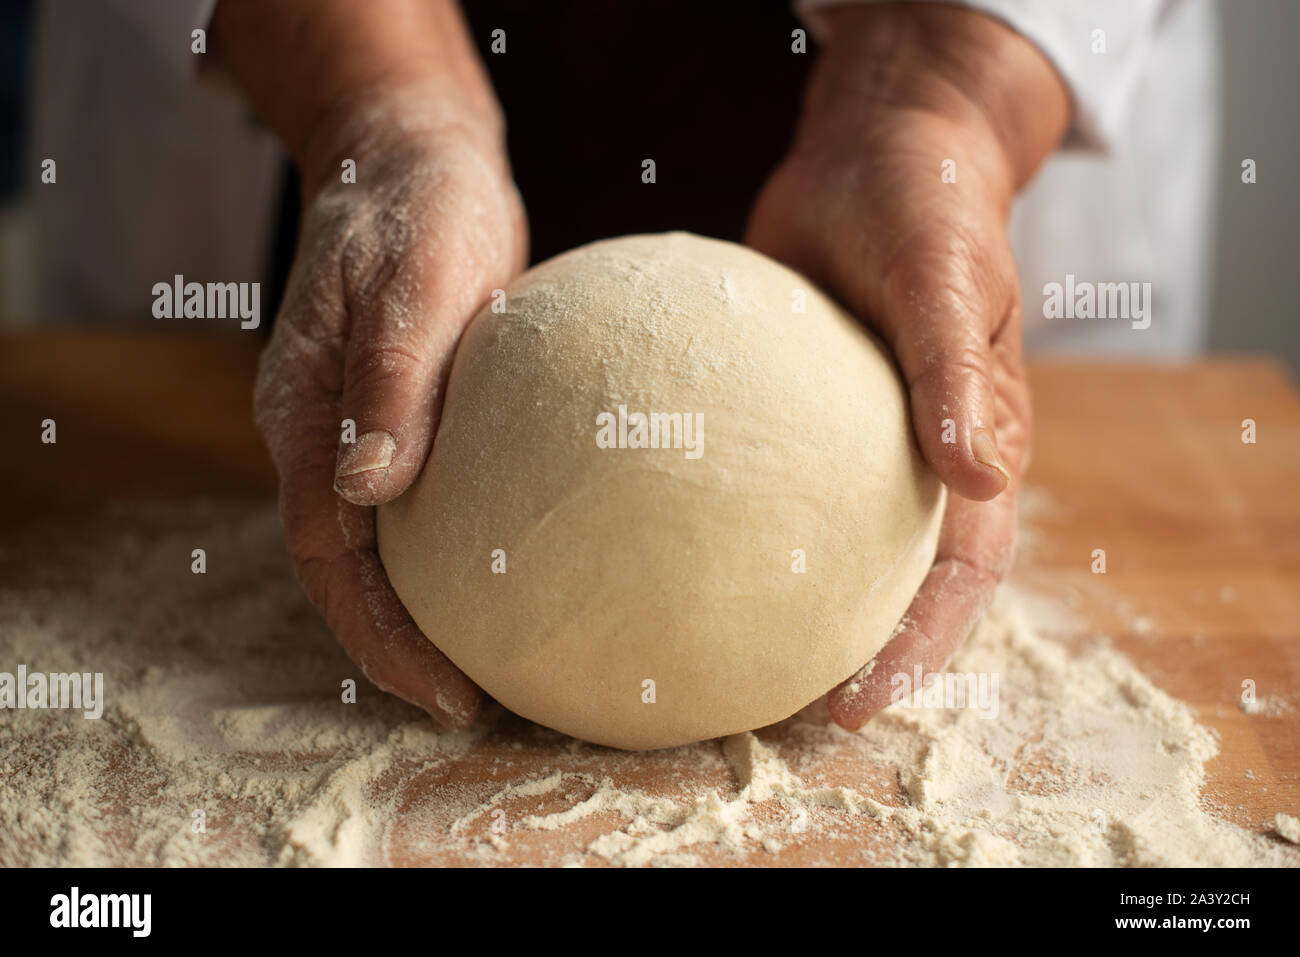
377 233 945 750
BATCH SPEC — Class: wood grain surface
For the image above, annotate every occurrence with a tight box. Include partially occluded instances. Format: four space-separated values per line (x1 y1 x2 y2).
0 329 1296 864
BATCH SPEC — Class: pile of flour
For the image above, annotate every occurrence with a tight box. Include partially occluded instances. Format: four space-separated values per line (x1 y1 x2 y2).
0 502 1295 866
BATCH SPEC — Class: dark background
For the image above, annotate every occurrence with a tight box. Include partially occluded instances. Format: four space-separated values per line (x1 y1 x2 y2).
264 0 813 321
460 0 812 262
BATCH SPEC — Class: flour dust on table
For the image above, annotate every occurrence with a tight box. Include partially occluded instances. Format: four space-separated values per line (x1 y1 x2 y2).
0 503 1294 866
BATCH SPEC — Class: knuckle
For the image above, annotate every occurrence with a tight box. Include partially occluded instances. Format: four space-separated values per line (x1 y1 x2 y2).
278 493 339 575
881 216 1013 324
253 336 345 464
910 351 991 395
344 341 428 403
293 552 338 613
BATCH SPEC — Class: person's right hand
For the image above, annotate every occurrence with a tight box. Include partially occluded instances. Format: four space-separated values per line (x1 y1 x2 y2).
252 87 527 729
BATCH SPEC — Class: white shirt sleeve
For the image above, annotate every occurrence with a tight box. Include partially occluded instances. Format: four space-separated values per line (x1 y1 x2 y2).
106 0 219 77
26 0 283 325
795 0 1178 151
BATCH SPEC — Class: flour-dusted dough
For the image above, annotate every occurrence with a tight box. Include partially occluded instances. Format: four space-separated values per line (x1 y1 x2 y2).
377 233 945 750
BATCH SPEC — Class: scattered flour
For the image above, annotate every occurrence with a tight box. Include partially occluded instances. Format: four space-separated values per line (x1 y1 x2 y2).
0 503 1295 867
1276 814 1300 844
1240 694 1295 717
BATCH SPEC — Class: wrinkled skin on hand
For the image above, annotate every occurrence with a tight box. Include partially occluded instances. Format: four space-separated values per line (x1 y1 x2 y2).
746 39 1038 730
254 118 527 729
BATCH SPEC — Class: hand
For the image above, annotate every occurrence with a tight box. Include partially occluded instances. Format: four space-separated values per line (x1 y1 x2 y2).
746 4 1068 729
213 0 525 728
252 91 527 727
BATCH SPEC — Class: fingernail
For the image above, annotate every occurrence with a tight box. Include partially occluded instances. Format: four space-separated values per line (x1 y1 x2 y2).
971 429 1011 489
336 430 396 480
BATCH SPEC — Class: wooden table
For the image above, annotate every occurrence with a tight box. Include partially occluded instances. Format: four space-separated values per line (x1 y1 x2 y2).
1 330 1297 864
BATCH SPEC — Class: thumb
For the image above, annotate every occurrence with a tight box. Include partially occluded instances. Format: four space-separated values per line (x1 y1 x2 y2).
333 270 479 507
875 219 1017 501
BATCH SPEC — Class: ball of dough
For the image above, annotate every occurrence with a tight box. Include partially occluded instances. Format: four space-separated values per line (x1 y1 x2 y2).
377 233 944 750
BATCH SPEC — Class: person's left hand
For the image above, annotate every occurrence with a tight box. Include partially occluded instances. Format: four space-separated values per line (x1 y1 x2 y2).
745 3 1068 729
